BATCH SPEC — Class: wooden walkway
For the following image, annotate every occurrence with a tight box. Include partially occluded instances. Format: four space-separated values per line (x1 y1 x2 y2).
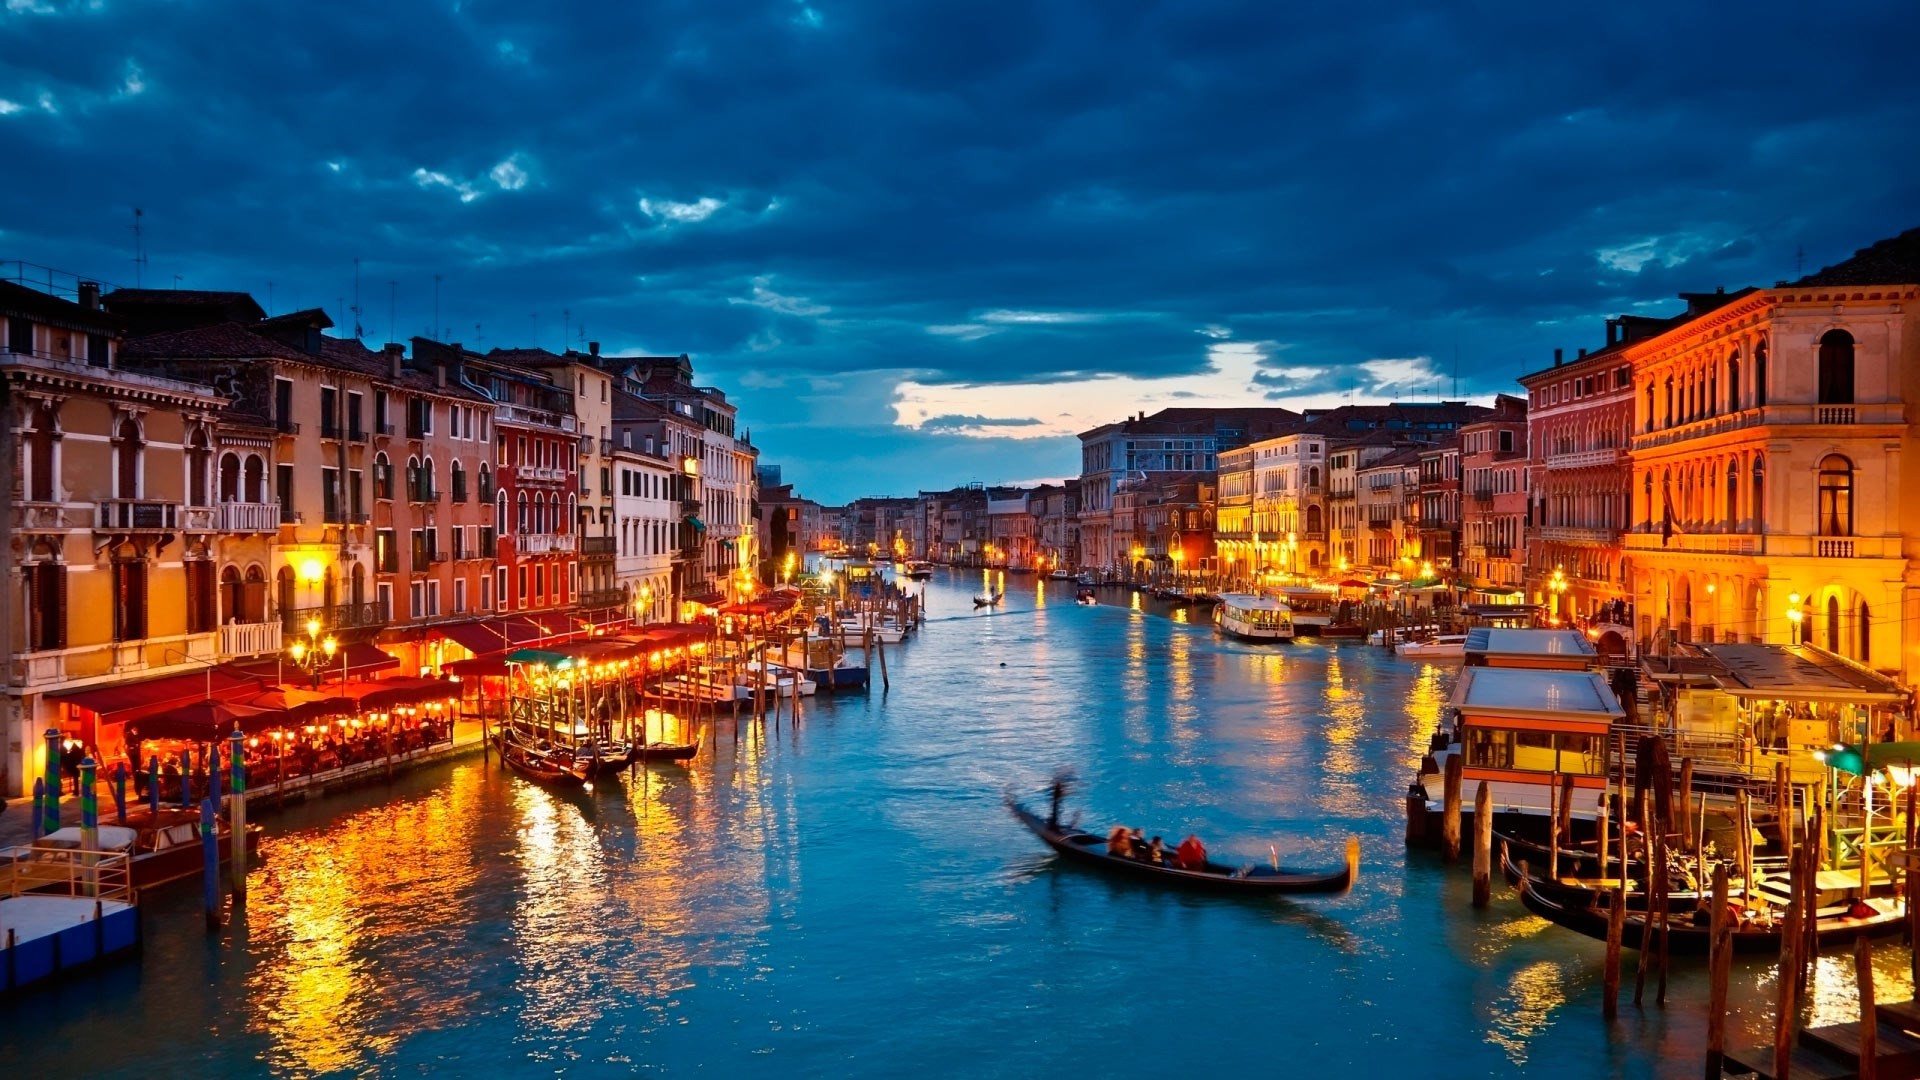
1726 1000 1920 1079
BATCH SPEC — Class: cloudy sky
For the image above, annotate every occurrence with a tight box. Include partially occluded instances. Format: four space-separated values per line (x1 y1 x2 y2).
3 1 1916 503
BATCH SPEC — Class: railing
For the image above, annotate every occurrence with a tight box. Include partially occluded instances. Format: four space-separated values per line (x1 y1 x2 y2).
275 419 300 435
681 499 702 514
407 485 439 503
577 588 624 608
321 422 342 440
1469 487 1494 502
216 501 279 532
279 504 299 526
13 502 71 530
429 550 449 564
220 620 282 657
1816 405 1856 425
1538 525 1615 544
280 601 390 633
1546 447 1624 470
349 426 368 443
518 533 577 555
496 404 577 432
1622 530 1760 554
374 421 394 436
97 500 179 530
600 438 613 456
451 483 468 504
580 535 616 556
1817 538 1855 558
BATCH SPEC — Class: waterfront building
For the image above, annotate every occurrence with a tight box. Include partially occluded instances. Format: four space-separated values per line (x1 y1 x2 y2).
610 433 677 623
1134 475 1214 585
1623 228 1920 682
1355 446 1422 574
1520 339 1642 627
1415 439 1461 579
1026 484 1075 571
2 279 238 796
1459 395 1529 606
985 487 1036 569
1213 445 1255 589
1247 426 1329 577
1326 434 1409 576
1074 407 1300 575
611 390 710 611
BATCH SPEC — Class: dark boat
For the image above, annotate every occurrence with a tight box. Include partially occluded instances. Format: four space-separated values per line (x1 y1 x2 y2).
1514 864 1905 955
633 735 702 762
1007 800 1357 895
1319 623 1367 640
1500 840 1718 915
1496 830 1642 878
973 593 1003 608
501 742 588 787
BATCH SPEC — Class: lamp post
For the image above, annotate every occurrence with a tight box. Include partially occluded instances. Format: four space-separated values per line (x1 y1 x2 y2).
1548 565 1568 625
1787 591 1804 645
287 617 338 691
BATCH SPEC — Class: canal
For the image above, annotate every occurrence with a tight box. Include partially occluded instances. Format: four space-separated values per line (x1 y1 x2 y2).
5 569 1907 1076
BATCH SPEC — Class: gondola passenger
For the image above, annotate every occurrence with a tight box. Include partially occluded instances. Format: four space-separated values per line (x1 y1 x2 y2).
1148 837 1165 865
1175 834 1207 870
1106 826 1132 857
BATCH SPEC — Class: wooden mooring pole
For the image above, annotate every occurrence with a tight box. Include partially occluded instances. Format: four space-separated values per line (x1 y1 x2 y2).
1471 781 1492 908
1677 757 1694 851
1858 934 1879 1080
1774 842 1803 1080
1441 754 1463 862
1704 862 1731 1079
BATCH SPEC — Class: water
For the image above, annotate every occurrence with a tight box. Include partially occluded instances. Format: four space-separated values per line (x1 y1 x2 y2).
3 570 1904 1076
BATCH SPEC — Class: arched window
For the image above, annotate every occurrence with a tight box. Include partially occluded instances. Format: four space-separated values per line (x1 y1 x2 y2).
517 491 529 534
1664 377 1674 427
1727 354 1741 413
188 429 211 507
1826 595 1841 653
28 404 57 502
373 452 393 500
406 456 422 502
1725 459 1739 529
1754 339 1769 408
1642 473 1654 529
1306 505 1323 534
1817 454 1853 537
495 489 507 533
114 417 142 499
243 565 267 622
1751 456 1765 532
244 454 265 502
421 456 436 501
276 565 296 620
1859 601 1871 664
219 452 241 502
450 460 466 502
1644 384 1655 432
1707 366 1717 417
1817 330 1855 405
221 565 243 624
566 493 577 534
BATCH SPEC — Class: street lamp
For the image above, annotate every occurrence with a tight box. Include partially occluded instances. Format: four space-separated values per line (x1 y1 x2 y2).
287 618 338 691
1548 565 1568 624
1787 591 1804 644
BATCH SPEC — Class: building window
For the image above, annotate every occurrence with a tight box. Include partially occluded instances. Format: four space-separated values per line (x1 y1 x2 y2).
114 417 142 499
185 560 216 634
28 405 57 502
1751 456 1765 532
274 378 296 433
1859 601 1871 664
1817 455 1853 536
112 558 148 642
276 463 295 524
1727 355 1741 413
187 430 211 507
1755 340 1768 408
374 454 393 500
1826 596 1841 653
1817 330 1855 405
26 560 65 651
320 386 339 438
375 529 398 573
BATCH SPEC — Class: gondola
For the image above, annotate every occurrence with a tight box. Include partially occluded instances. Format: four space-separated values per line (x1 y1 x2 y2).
502 742 588 787
633 735 702 762
1007 799 1358 895
1495 830 1642 877
1513 861 1905 955
973 593 1003 608
1499 840 1721 915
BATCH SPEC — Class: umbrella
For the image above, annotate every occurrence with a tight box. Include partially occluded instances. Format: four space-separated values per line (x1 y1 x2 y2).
1818 741 1920 776
1336 578 1369 589
134 700 275 742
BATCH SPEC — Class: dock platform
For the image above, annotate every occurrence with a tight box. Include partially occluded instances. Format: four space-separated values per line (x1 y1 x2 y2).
0 847 139 994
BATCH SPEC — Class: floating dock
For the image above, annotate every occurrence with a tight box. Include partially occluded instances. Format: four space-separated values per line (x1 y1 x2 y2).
0 847 140 994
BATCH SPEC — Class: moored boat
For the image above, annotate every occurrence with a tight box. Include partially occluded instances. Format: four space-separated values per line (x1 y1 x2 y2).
634 734 702 762
8 814 262 893
1214 593 1294 643
1007 799 1357 895
1514 867 1904 955
1395 634 1467 660
501 741 587 787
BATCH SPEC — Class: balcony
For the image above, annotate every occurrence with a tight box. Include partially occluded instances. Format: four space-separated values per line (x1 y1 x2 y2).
96 500 179 531
1546 447 1624 470
518 533 577 555
280 601 390 634
1623 530 1761 555
349 426 368 444
320 422 342 441
1817 538 1854 558
220 620 282 657
275 419 300 436
1538 525 1615 545
580 535 616 557
496 403 577 433
1632 402 1904 453
374 421 394 437
13 502 74 530
1469 487 1494 503
577 587 624 608
407 485 439 504
429 550 449 564
216 501 280 533
680 499 702 515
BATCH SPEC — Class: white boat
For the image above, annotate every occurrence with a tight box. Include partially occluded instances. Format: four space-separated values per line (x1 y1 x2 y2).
1395 634 1468 660
1048 569 1073 581
1367 625 1442 646
658 674 752 702
746 660 817 697
1214 594 1294 643
903 561 935 580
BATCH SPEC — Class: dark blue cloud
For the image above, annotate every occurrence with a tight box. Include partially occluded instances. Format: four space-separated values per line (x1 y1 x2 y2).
2 0 1916 501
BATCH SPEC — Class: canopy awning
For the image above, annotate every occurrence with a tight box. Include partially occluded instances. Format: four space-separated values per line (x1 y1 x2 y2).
438 619 513 657
51 668 265 727
124 699 274 742
336 643 402 679
684 590 724 607
507 648 573 668
443 656 511 679
686 516 707 531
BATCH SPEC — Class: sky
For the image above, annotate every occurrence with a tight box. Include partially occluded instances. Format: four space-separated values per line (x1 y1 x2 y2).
3 1 1917 504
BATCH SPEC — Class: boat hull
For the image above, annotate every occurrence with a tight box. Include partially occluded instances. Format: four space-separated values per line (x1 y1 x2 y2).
1516 870 1905 954
1008 801 1354 895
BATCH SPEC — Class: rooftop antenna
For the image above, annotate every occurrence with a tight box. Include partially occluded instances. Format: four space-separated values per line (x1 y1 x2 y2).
172 273 182 290
350 257 364 340
474 321 484 346
432 274 441 339
1452 344 1459 399
130 207 148 287
388 280 396 344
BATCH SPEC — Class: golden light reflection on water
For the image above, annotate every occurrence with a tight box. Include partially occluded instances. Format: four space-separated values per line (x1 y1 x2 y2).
1484 959 1570 1065
1401 665 1451 769
1171 607 1188 624
244 768 488 1074
1316 649 1367 816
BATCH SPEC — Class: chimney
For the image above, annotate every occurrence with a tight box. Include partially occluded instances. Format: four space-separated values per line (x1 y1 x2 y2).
589 341 600 356
77 281 100 310
435 362 447 389
1553 348 1563 367
385 342 405 380
1578 348 1588 358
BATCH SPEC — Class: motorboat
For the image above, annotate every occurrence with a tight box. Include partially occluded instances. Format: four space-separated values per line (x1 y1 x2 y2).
4 814 261 892
1395 634 1468 660
1214 593 1295 643
903 561 935 580
1076 589 1097 606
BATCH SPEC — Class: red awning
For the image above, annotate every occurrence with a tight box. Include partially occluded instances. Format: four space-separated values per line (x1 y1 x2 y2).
51 667 266 727
438 619 512 657
684 590 725 607
333 643 402 679
444 656 511 679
